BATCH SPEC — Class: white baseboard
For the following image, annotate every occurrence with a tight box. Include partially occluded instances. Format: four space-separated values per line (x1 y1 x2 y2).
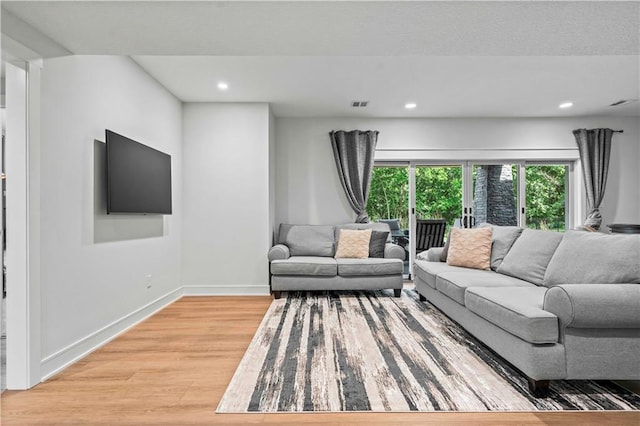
40 287 183 382
182 284 271 296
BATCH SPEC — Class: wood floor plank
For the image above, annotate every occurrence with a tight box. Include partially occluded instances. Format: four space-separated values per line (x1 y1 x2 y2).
1 296 639 425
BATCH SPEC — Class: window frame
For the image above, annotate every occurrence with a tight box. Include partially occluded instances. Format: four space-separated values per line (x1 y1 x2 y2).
370 158 577 278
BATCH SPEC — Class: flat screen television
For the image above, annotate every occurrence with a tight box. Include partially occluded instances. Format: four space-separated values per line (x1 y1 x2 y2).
106 130 172 214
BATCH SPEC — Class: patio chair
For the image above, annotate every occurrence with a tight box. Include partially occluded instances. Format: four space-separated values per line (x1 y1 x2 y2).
378 219 408 246
415 219 447 252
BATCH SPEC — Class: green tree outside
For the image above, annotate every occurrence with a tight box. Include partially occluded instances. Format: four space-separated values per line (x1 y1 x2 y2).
415 166 462 229
367 166 462 229
525 165 567 231
366 165 566 231
367 167 409 227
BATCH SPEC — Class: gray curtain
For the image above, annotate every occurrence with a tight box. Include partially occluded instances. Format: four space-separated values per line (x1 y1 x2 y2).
573 128 614 230
329 130 379 223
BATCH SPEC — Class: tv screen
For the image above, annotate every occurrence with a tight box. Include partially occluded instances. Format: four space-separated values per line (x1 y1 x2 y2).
106 130 172 214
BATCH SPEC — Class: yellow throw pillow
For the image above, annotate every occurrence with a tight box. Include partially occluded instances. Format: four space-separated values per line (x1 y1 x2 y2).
335 229 373 259
446 227 492 270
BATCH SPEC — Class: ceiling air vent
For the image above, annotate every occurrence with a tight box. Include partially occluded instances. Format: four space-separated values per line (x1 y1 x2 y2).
351 101 369 108
609 99 638 107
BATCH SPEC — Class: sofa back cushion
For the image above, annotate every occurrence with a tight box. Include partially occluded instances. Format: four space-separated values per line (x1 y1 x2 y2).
278 224 336 257
497 228 563 286
338 222 392 242
478 223 524 270
543 230 640 286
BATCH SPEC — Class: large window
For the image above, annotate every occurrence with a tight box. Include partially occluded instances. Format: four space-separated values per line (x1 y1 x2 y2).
415 165 462 232
367 160 573 277
471 163 519 227
525 164 569 232
367 165 409 228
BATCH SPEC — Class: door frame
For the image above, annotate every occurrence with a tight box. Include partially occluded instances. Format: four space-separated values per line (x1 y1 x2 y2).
408 161 465 276
3 58 42 389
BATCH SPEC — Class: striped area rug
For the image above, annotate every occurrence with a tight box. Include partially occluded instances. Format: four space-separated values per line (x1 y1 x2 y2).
216 289 640 412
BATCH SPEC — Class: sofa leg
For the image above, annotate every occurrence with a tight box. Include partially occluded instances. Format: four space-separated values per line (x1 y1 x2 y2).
273 291 281 299
527 378 550 397
394 289 402 297
419 293 426 302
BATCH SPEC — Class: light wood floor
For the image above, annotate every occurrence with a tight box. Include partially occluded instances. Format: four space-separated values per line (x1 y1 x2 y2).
2 296 639 425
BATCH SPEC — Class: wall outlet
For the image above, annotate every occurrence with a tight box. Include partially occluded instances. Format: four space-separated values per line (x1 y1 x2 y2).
146 274 152 289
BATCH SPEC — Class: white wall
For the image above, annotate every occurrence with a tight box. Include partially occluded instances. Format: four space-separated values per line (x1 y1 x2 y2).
275 116 639 227
181 103 271 294
39 56 183 377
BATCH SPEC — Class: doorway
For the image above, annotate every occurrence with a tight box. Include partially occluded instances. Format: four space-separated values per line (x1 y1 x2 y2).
366 164 410 275
467 163 522 229
2 59 38 390
368 160 574 278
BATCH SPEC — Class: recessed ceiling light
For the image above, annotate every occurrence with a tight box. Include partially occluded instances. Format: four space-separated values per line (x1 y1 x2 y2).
217 82 229 90
558 102 573 109
405 102 417 109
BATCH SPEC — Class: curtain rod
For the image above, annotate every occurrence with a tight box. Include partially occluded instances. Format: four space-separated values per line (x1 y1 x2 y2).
613 130 624 133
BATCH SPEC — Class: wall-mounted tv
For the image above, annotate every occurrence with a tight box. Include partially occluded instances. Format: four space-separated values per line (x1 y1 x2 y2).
106 130 172 215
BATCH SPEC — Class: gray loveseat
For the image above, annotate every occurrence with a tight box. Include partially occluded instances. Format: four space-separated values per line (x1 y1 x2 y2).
414 226 640 396
269 223 406 299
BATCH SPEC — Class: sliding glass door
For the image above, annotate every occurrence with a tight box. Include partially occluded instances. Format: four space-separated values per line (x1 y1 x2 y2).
367 164 409 228
366 164 410 274
368 160 573 278
525 164 570 231
468 163 522 229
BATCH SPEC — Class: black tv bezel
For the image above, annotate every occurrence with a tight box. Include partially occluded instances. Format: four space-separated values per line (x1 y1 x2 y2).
105 129 172 215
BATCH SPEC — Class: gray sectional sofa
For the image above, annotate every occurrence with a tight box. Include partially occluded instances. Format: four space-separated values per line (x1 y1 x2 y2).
269 223 406 298
414 225 640 395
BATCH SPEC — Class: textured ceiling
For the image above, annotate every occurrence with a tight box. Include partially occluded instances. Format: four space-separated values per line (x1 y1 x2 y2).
3 1 638 56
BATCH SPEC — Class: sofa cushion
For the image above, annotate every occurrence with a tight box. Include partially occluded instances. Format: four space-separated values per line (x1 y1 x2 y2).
369 230 390 258
465 287 559 344
335 229 372 259
478 223 523 270
337 258 403 276
278 224 336 257
496 229 563 286
413 259 471 289
544 230 640 286
446 227 493 270
435 270 532 305
270 256 337 276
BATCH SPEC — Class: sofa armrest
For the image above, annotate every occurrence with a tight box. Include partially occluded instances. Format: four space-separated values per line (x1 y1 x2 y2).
543 284 640 329
420 247 444 262
268 244 290 261
384 243 405 260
